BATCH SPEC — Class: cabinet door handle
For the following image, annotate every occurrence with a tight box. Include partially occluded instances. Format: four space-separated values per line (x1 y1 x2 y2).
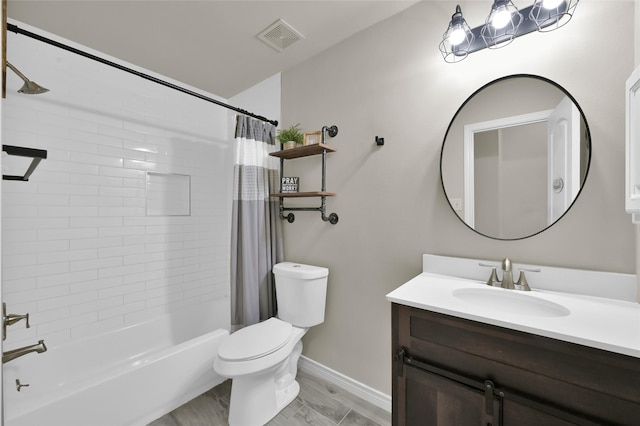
394 348 406 377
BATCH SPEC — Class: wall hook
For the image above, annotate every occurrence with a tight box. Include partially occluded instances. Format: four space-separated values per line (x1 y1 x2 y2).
375 136 385 146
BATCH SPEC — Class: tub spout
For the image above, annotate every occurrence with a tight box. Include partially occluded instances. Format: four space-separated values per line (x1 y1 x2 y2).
3 340 47 364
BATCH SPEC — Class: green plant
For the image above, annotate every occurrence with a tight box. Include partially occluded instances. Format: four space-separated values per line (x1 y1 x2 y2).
277 124 304 145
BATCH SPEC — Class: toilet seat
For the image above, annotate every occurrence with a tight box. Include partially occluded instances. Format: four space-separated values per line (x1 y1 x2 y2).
218 318 293 362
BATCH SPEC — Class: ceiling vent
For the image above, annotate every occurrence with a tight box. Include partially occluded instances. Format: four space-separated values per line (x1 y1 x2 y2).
257 19 304 52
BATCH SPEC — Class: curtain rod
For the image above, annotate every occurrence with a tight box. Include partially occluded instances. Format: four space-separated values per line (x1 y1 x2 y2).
7 22 279 127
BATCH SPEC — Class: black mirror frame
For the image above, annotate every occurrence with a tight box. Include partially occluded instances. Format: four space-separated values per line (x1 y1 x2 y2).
439 74 592 241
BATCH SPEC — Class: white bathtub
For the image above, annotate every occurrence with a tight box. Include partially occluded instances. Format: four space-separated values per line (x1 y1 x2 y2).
3 303 229 426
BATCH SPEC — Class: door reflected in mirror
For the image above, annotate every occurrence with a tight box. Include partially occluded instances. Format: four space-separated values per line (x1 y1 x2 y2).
440 75 590 240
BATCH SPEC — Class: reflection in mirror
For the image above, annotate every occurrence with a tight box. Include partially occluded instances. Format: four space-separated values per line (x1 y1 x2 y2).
440 75 590 240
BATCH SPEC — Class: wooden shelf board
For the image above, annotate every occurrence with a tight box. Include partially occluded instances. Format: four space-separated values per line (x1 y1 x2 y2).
270 143 336 159
271 191 336 198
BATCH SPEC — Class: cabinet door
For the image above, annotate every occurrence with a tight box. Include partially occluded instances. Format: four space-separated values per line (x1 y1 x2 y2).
404 365 501 426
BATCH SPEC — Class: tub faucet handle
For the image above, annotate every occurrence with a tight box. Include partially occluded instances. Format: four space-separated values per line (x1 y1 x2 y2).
2 303 31 340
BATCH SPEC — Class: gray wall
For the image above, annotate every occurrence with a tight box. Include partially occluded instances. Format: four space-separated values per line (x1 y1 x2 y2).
281 1 635 395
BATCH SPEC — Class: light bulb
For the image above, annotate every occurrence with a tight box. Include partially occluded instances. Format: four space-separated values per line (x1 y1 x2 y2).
542 0 563 9
491 6 512 29
448 27 467 46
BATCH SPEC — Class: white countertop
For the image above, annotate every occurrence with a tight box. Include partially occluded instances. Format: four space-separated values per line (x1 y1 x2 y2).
387 271 640 359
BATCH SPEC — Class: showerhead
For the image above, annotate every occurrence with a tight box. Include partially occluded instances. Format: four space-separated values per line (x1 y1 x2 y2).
6 61 49 94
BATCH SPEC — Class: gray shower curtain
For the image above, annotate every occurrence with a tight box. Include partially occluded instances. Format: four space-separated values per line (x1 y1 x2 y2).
231 115 283 328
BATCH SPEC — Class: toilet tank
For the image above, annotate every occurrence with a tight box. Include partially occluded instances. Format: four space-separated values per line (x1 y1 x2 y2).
273 262 328 327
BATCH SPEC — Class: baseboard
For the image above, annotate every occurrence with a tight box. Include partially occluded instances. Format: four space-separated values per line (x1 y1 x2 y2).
298 355 392 413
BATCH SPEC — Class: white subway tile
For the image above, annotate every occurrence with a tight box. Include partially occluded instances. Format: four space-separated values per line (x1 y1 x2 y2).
70 236 123 250
69 276 123 294
3 277 38 294
3 229 38 243
38 206 99 217
3 204 37 218
4 262 69 281
37 269 98 288
38 312 98 335
98 186 144 198
37 290 97 312
98 145 145 161
6 285 69 305
70 129 123 148
70 217 123 228
123 159 159 171
71 317 124 340
123 305 166 325
38 182 99 196
98 226 145 237
41 160 100 177
99 124 147 144
37 249 97 264
69 151 124 168
98 263 145 279
99 165 145 179
70 196 123 207
99 206 145 217
70 256 122 274
38 227 97 241
99 244 144 259
72 174 123 188
99 282 145 299
98 300 146 320
69 296 122 316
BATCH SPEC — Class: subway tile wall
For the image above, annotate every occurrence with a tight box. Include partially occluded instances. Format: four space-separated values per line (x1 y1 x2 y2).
2 23 232 348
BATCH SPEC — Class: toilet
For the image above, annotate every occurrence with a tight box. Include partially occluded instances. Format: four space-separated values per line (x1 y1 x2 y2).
214 262 329 426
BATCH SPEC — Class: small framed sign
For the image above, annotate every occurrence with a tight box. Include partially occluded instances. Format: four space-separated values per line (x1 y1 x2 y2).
304 131 321 146
281 176 299 193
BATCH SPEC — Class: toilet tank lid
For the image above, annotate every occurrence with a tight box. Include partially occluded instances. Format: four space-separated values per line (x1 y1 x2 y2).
273 262 329 279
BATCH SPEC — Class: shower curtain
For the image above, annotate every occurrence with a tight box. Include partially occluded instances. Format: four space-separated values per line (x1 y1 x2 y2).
231 115 283 328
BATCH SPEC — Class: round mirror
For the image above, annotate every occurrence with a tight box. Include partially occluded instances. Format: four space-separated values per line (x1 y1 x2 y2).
440 74 591 240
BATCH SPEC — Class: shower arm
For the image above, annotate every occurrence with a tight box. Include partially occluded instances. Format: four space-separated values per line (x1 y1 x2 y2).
6 61 28 83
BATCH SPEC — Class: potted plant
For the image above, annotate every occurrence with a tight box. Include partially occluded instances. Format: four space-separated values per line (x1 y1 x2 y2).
277 124 304 149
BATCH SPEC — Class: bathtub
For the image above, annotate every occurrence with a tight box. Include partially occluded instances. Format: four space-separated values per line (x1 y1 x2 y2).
3 302 230 426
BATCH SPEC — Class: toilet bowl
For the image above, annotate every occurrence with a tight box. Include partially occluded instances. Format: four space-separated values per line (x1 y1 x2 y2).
214 262 328 426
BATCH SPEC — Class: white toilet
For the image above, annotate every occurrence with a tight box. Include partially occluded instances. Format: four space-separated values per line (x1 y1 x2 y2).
214 262 329 426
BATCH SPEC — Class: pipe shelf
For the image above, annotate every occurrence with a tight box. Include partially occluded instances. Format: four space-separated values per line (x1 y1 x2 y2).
271 125 339 224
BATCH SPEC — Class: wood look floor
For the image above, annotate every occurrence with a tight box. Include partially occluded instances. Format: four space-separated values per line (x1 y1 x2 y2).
147 369 391 426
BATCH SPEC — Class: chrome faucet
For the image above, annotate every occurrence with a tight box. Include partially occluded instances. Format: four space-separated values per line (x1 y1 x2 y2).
3 340 47 364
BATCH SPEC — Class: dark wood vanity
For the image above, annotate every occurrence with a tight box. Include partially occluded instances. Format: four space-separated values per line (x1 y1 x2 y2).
392 303 640 426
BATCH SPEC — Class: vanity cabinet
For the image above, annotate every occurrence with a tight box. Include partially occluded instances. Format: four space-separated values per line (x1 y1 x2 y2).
392 303 640 426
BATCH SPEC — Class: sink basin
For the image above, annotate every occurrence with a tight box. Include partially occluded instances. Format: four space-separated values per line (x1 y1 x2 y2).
452 287 571 318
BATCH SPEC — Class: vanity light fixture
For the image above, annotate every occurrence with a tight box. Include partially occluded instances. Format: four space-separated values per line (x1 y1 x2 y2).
481 0 523 49
439 0 579 63
439 5 475 63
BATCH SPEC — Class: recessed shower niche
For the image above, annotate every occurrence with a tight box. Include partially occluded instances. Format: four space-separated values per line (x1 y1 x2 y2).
146 172 191 216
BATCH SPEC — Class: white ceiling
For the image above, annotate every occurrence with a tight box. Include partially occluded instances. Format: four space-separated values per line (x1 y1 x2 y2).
7 1 420 98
